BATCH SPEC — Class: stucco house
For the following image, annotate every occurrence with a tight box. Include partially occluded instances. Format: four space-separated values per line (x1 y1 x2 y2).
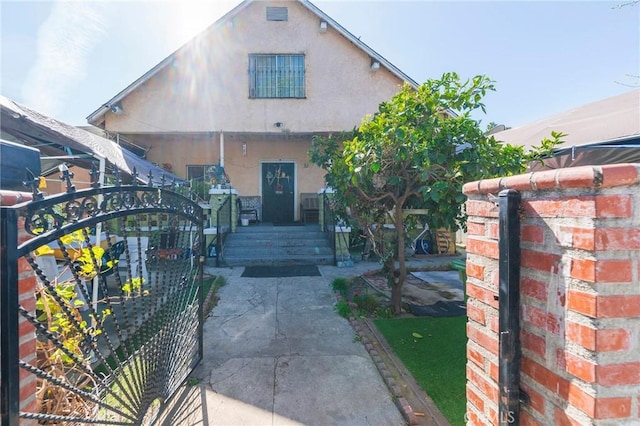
87 0 417 224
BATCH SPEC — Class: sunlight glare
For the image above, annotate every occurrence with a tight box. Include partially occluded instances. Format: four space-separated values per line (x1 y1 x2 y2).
164 0 236 49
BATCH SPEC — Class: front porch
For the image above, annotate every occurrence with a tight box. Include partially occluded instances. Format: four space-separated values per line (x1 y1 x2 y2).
202 187 341 267
215 222 334 267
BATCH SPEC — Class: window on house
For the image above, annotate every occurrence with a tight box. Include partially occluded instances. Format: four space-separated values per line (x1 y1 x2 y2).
249 54 305 98
186 165 206 182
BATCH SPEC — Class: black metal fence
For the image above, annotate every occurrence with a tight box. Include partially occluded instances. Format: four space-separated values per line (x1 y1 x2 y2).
1 169 204 424
215 195 232 267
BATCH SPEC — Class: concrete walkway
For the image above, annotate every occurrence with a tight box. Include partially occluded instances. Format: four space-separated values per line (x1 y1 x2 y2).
158 257 460 425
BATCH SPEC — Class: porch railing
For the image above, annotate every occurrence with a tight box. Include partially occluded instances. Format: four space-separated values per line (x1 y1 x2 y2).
215 194 232 267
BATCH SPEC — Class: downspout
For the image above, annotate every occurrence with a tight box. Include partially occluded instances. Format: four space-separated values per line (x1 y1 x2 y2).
219 131 224 168
498 189 524 425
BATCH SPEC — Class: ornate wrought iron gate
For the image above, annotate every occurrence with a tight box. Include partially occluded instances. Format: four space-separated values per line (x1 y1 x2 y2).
1 176 204 424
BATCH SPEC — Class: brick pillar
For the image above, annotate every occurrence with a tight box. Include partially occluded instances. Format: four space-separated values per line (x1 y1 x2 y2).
462 164 640 425
17 220 39 421
1 190 38 424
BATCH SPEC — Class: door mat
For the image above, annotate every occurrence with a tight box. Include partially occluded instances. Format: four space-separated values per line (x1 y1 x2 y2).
273 222 306 227
408 301 467 317
242 265 321 278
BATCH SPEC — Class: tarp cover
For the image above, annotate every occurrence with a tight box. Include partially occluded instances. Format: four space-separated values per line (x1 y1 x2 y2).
0 96 184 185
490 89 640 170
529 140 640 171
491 89 640 150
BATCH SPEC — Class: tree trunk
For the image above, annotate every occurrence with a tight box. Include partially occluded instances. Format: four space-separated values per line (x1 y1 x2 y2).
389 259 402 313
390 205 407 313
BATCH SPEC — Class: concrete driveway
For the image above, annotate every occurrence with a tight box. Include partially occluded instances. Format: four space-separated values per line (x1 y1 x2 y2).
158 263 406 425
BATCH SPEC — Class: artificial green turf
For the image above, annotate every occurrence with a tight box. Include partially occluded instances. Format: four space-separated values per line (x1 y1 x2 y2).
374 316 467 426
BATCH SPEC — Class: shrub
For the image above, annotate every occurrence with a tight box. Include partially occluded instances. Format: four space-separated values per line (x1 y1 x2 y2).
331 277 349 297
334 299 352 318
353 294 380 315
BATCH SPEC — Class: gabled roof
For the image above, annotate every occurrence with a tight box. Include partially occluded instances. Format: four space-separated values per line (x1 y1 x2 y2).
1 96 184 185
87 0 419 126
491 89 640 150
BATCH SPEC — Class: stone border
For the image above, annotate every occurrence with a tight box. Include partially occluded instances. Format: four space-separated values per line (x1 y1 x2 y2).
335 292 450 425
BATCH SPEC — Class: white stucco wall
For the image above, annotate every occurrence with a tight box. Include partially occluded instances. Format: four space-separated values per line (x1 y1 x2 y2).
104 0 407 134
137 132 325 197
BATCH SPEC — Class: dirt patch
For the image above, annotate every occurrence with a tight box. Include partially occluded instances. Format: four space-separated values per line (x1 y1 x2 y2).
361 269 464 309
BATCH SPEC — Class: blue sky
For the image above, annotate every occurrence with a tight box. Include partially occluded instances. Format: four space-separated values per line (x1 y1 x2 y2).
1 0 638 129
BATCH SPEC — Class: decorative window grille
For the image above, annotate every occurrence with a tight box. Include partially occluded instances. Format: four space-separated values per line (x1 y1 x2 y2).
266 7 288 21
249 54 305 98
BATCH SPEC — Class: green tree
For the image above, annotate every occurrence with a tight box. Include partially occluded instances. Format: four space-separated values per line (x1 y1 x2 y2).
310 72 560 313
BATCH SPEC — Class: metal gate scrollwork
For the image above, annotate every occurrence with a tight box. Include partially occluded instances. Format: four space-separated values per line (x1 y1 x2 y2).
1 177 204 425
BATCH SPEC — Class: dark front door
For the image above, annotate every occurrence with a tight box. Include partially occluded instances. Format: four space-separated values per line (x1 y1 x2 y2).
262 162 294 224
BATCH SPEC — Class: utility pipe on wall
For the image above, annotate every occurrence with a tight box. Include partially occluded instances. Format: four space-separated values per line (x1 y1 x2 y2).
92 156 106 313
219 131 224 168
498 189 523 425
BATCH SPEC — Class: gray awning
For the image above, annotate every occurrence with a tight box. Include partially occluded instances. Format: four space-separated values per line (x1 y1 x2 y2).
491 89 640 151
0 96 185 186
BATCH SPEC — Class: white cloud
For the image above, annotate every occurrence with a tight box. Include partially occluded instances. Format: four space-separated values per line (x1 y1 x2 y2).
23 2 106 117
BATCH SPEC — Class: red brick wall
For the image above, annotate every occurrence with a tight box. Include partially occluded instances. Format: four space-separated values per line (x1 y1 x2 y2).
462 164 640 425
1 190 39 424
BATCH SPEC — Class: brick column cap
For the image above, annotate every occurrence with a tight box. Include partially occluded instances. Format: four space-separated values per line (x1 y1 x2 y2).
0 190 34 206
463 163 639 195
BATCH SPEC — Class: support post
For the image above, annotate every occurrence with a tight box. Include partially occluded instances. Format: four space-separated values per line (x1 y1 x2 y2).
498 189 521 425
1 208 20 425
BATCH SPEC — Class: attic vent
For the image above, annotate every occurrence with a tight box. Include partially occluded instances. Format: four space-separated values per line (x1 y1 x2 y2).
267 7 288 21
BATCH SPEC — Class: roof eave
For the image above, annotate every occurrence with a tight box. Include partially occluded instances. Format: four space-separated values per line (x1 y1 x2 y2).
86 54 176 126
299 0 419 89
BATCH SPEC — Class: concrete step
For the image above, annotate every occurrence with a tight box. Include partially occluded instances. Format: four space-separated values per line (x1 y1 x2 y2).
224 245 333 257
231 233 327 241
226 238 329 248
222 254 335 267
221 223 334 266
232 227 327 241
234 224 321 232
